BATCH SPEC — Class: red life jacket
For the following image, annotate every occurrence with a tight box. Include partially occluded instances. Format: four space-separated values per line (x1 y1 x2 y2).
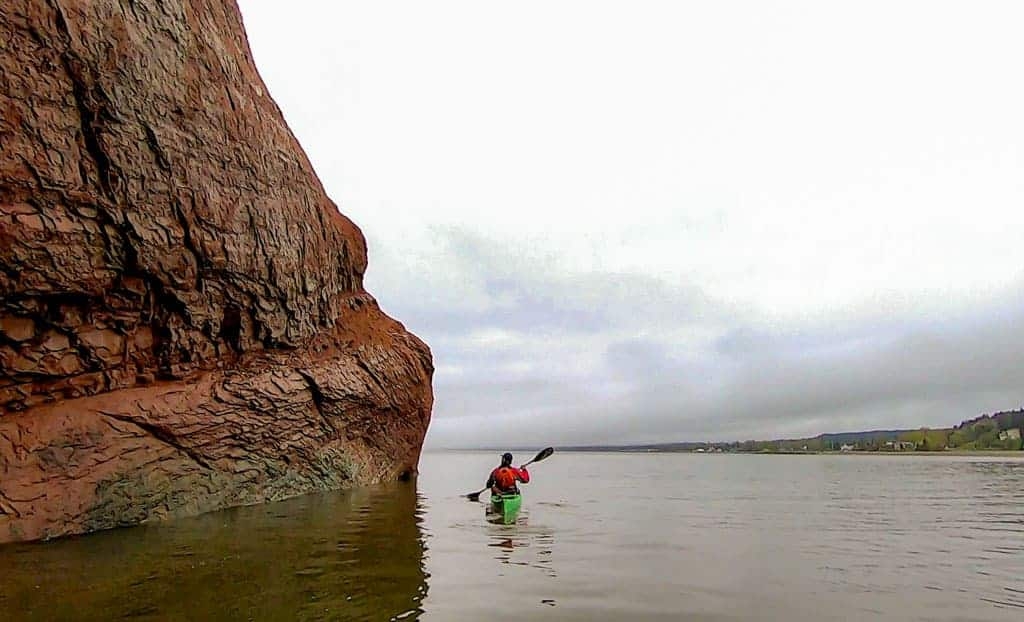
494 467 518 490
490 466 529 492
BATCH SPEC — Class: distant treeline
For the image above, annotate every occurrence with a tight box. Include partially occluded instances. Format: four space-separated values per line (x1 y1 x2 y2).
556 408 1024 453
723 408 1024 452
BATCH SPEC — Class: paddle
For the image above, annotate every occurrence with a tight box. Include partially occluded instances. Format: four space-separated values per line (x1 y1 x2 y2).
466 447 555 502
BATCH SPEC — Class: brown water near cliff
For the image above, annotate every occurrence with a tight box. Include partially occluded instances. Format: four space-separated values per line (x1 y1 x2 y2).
1 453 1023 620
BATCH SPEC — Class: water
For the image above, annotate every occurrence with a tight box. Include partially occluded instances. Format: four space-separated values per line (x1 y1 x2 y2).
1 452 1023 621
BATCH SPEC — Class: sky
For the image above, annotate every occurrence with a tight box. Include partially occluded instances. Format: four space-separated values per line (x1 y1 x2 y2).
237 1 1024 448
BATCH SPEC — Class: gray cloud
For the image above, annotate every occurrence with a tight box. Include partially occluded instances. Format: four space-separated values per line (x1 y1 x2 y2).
370 226 716 338
586 301 1024 442
366 228 1024 448
375 225 700 345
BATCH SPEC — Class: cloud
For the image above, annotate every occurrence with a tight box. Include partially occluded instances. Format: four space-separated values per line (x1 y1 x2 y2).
368 226 720 337
372 227 1024 448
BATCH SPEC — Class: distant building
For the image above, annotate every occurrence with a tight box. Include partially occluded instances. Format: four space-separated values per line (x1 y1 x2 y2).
840 444 855 452
897 441 916 451
998 428 1021 441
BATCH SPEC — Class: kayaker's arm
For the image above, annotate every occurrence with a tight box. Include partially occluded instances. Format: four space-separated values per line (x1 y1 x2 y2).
514 466 530 484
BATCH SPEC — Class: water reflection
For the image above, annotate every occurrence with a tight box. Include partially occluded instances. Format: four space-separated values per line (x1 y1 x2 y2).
0 482 428 621
486 519 558 579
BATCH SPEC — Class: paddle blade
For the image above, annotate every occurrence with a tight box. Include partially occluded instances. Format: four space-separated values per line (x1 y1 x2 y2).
466 490 484 502
526 447 555 465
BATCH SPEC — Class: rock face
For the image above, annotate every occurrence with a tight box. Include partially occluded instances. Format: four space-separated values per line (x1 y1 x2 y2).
0 0 433 543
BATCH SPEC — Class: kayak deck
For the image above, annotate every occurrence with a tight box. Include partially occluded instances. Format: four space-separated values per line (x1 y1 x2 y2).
486 493 522 524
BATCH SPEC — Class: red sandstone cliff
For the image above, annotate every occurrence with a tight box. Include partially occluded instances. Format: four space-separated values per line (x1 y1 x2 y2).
0 0 433 543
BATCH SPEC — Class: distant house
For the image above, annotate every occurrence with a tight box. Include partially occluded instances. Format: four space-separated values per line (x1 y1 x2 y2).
897 441 916 451
998 428 1022 441
840 444 855 452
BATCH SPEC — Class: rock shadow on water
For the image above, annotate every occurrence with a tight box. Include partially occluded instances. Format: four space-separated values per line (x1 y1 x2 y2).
0 482 429 621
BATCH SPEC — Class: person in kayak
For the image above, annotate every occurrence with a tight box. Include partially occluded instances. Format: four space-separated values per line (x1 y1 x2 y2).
487 452 530 495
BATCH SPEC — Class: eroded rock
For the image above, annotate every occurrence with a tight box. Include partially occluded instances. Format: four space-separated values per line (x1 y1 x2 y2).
0 0 433 543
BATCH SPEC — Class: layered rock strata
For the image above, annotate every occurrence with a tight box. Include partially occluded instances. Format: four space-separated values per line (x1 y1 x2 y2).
0 0 433 542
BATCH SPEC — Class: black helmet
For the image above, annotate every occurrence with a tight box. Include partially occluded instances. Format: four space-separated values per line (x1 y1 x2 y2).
501 452 513 465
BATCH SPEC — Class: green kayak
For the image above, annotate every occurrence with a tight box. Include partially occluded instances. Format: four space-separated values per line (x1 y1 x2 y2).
487 493 522 525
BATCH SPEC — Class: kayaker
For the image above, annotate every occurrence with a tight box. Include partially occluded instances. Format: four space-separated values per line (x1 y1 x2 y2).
486 452 530 496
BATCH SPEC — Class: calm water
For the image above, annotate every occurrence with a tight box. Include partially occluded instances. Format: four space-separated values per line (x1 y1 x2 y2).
1 452 1023 621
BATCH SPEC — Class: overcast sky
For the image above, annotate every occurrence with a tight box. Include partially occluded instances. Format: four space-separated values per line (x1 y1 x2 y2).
237 1 1024 448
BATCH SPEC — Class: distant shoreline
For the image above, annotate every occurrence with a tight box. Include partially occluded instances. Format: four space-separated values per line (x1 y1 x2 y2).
430 448 1024 457
428 409 1024 455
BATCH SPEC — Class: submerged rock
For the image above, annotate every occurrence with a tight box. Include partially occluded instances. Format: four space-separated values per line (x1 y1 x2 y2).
0 0 433 543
